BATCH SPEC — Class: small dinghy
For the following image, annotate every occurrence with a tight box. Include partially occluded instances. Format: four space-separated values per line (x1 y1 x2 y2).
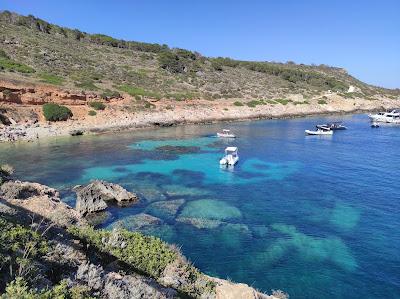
371 122 380 128
219 147 239 166
305 128 333 135
217 129 236 138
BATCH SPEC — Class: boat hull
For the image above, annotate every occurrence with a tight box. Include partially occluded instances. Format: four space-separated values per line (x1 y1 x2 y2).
305 130 333 135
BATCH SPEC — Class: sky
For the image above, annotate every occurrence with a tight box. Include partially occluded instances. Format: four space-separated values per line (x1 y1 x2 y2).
1 0 399 88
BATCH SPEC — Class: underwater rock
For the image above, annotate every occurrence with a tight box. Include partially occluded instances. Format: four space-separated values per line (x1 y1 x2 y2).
134 185 167 202
251 225 269 238
155 145 201 154
85 211 112 226
163 185 210 197
178 199 242 221
176 217 223 229
260 223 358 271
113 213 162 231
146 199 185 220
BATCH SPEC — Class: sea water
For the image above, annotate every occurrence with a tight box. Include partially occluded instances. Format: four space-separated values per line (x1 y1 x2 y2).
1 114 399 299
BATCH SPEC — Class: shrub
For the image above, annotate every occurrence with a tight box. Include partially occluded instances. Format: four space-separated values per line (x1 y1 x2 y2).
318 99 327 105
274 99 292 105
39 73 63 85
88 110 97 116
42 103 72 121
100 89 120 99
233 101 244 106
88 101 105 110
0 164 14 185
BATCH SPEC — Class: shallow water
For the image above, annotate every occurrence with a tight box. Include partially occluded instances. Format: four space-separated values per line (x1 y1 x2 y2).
1 114 399 299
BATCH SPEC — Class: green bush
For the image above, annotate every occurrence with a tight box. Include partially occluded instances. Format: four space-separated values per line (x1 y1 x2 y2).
88 110 97 116
3 277 94 299
42 103 72 121
233 101 244 106
318 99 327 105
88 101 105 110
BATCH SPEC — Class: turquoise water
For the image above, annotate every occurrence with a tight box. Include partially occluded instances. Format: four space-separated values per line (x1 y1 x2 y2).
1 114 399 299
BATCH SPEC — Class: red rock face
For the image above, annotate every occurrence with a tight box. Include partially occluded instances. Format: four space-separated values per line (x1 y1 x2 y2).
0 79 109 106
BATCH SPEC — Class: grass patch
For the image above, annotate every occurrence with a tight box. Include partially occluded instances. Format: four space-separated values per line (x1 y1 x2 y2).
0 57 35 73
38 72 64 85
233 101 244 106
165 92 198 101
88 110 97 116
117 85 161 99
75 80 99 90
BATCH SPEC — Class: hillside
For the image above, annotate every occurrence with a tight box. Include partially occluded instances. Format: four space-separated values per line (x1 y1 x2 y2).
1 10 398 99
0 10 399 141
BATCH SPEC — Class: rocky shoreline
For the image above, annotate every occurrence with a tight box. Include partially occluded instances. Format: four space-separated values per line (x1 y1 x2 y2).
0 101 397 143
0 177 284 299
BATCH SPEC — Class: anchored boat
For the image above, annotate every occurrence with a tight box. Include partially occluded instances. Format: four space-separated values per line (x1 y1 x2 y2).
217 129 236 138
316 122 347 130
368 109 400 123
219 147 239 166
305 128 333 135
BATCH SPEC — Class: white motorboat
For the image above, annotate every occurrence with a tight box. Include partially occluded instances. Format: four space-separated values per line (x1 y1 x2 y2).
219 147 239 166
217 129 236 138
368 109 400 123
305 129 333 135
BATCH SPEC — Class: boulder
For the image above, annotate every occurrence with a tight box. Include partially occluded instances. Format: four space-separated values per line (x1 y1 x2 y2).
74 180 139 216
74 185 108 216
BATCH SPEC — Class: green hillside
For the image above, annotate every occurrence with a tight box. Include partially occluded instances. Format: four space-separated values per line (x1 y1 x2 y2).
0 10 397 101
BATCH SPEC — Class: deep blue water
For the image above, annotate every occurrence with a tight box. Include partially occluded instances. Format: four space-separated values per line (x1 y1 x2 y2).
1 114 399 299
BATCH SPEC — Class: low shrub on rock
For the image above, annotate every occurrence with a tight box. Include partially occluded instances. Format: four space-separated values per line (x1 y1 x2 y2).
88 110 97 116
68 225 216 297
42 103 73 121
88 101 106 110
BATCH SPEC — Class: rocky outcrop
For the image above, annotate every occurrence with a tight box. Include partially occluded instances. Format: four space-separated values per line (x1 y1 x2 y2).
0 180 58 200
76 262 177 299
212 277 282 299
0 180 83 227
74 180 139 215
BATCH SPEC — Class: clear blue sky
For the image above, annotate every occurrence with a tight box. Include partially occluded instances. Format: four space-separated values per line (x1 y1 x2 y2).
1 0 399 88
